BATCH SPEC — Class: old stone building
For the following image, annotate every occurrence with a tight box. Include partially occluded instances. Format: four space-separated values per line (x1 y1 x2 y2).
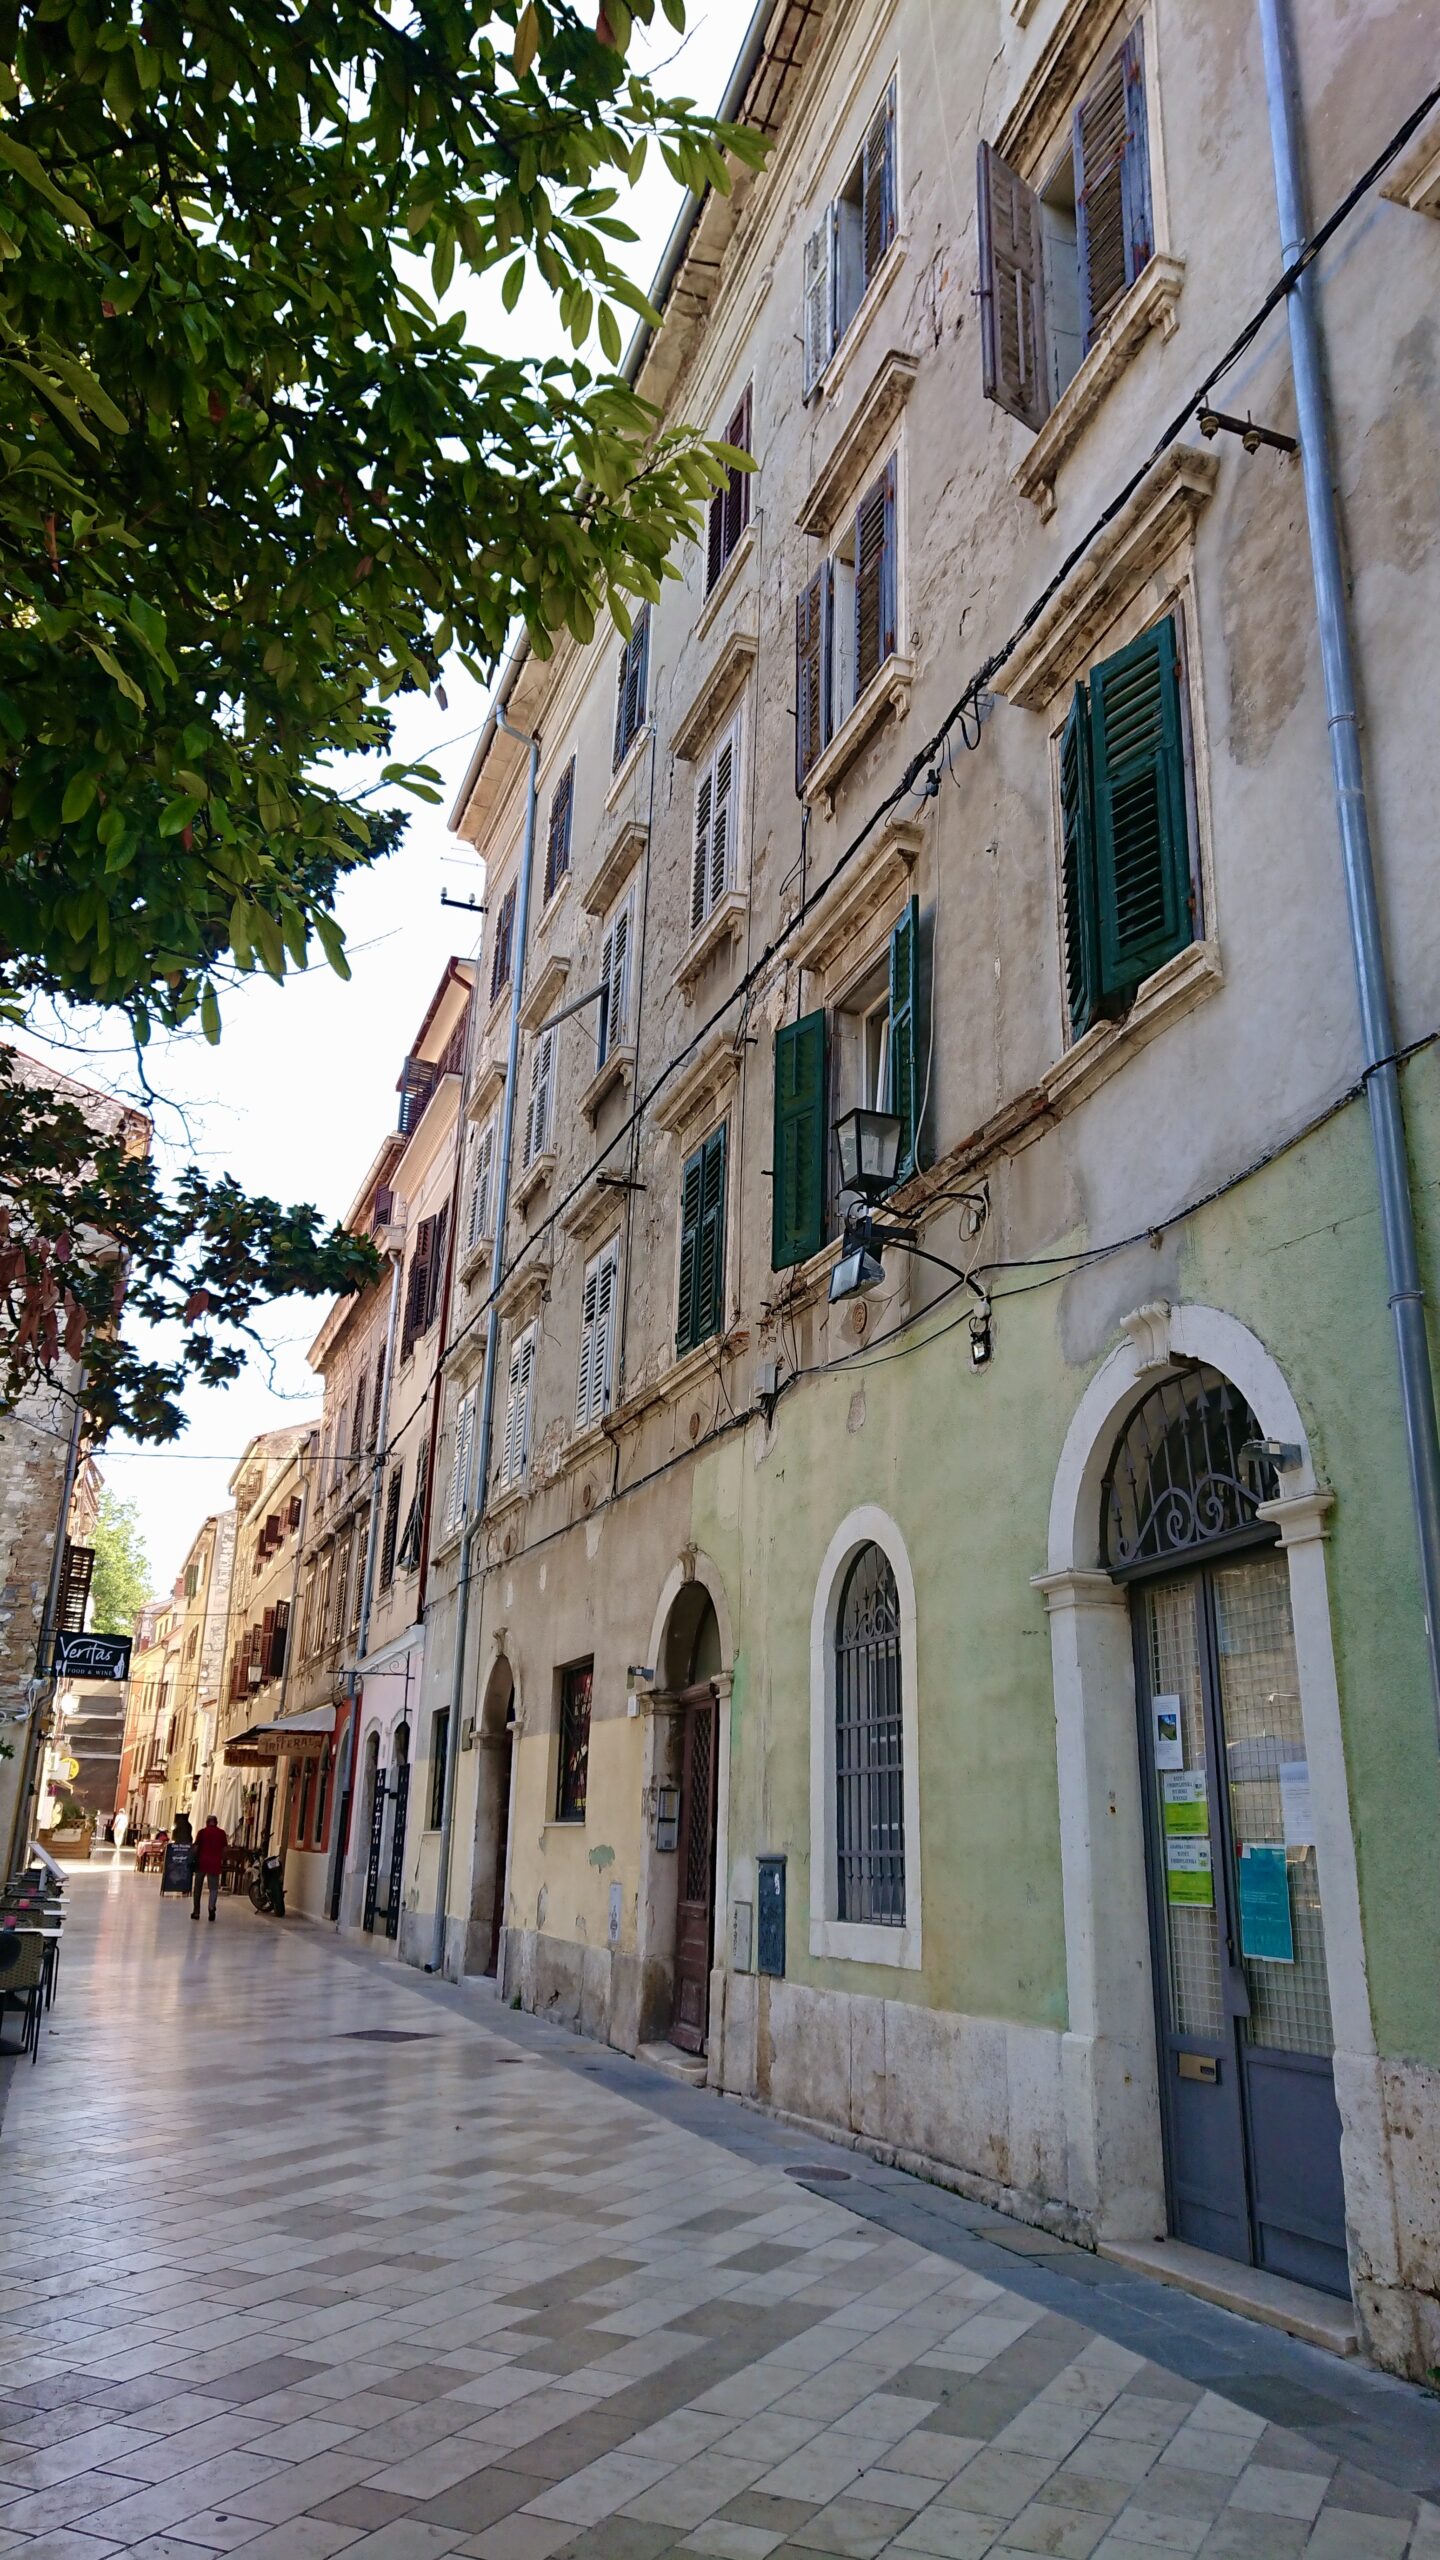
205 1426 315 1850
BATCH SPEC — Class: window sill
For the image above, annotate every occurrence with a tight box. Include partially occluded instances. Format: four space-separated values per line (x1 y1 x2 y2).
809 1916 922 1971
487 1479 528 1526
789 813 922 991
667 1329 732 1400
519 951 570 1035
695 520 757 644
802 655 914 817
673 887 747 995
580 1043 635 1125
799 348 918 539
653 1027 740 1140
583 819 648 919
458 1235 493 1287
536 867 573 933
562 1417 612 1473
1014 255 1186 520
485 984 512 1042
468 1043 507 1122
543 1818 587 1833
605 722 653 816
672 630 758 763
1043 938 1223 1114
512 1149 555 1214
812 231 908 409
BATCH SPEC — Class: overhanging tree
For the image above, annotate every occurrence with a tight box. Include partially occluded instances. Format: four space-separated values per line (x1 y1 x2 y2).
0 0 761 1431
86 1483 152 1632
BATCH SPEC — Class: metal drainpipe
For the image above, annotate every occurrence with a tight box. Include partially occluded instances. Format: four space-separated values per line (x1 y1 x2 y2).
7 1386 85 1877
326 1248 403 1923
1258 0 1440 1740
429 698 541 1974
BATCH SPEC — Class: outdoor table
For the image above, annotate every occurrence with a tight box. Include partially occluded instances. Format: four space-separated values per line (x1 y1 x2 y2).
0 1922 60 2010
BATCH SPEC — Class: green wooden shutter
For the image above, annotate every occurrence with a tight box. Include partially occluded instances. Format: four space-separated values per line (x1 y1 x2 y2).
1060 684 1099 1038
772 1009 828 1270
1089 615 1191 1004
888 896 921 1181
676 1146 705 1353
697 1124 727 1343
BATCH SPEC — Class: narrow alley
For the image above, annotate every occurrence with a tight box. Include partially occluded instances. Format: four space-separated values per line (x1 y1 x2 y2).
0 1874 1437 2560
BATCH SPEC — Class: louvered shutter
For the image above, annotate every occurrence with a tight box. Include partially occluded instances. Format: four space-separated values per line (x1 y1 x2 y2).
722 386 751 563
696 1124 727 1344
57 1542 94 1634
676 1147 706 1353
854 458 897 698
976 141 1049 431
771 1009 828 1269
380 1468 403 1586
575 1259 600 1428
613 608 650 766
861 81 896 282
795 566 831 790
500 1341 522 1484
709 719 737 913
489 884 515 1003
423 1203 449 1332
1088 616 1191 1003
401 1218 433 1360
1075 26 1151 350
594 1241 617 1413
544 759 574 902
802 216 833 394
447 1390 475 1532
887 897 921 1182
1060 685 1099 1040
467 1121 495 1250
691 762 714 934
525 1029 554 1162
515 1330 535 1475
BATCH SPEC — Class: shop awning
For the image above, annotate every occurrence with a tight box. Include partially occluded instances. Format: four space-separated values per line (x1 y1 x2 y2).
223 1706 336 1768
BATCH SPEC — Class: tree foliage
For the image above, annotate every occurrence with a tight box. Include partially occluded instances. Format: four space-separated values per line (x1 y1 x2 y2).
87 1481 151 1631
1 1046 380 1438
0 0 762 1041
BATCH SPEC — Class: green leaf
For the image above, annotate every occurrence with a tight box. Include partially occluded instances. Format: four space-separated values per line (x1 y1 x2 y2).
199 981 221 1043
598 302 622 364
61 771 97 824
315 913 351 982
0 130 91 228
513 1 539 77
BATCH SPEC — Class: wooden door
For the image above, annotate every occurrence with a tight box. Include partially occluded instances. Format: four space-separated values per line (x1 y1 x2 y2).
670 1690 718 2055
484 1732 513 1979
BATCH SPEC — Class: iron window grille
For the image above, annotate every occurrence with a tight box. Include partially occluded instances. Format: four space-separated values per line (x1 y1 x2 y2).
834 1543 905 1924
1102 1366 1280 1574
556 1661 592 1822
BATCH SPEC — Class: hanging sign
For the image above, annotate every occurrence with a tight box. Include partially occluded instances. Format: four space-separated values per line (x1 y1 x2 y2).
1165 1836 1213 1905
52 1632 132 1682
1152 1696 1185 1772
1162 1772 1208 1835
1238 1842 1295 1963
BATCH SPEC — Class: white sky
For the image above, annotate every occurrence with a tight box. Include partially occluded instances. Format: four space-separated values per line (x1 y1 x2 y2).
18 7 748 1596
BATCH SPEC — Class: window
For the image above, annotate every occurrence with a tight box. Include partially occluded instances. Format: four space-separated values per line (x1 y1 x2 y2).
330 1404 349 1503
556 1662 592 1821
428 1710 450 1830
445 1389 476 1534
803 82 897 395
596 895 633 1067
295 1759 314 1846
978 25 1151 430
576 1237 619 1429
466 1118 496 1254
400 1206 448 1359
523 1026 555 1165
1060 613 1195 1041
676 1124 727 1354
706 387 752 591
397 1431 428 1571
690 714 740 936
313 1744 332 1847
500 1323 537 1486
378 1467 403 1590
795 456 897 785
352 1372 369 1468
834 1544 905 1924
397 1054 437 1137
771 900 921 1271
489 880 517 1004
544 758 575 903
612 604 650 769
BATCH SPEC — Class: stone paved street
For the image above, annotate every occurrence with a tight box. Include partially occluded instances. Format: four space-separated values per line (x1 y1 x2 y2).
1 1871 1438 2560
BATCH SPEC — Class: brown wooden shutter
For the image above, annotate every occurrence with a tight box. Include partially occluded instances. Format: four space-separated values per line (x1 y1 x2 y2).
423 1203 449 1333
977 140 1049 431
57 1542 94 1634
854 458 896 697
709 386 752 591
1075 27 1151 348
795 566 830 789
401 1217 434 1361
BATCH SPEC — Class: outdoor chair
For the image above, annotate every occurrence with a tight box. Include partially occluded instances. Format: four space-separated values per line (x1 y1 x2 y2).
0 1933 46 2062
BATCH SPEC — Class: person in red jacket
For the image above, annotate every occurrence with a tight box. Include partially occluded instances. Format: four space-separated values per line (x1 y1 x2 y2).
190 1815 228 1922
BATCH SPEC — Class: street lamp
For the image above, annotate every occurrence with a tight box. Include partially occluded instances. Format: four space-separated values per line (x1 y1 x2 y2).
832 1105 903 1204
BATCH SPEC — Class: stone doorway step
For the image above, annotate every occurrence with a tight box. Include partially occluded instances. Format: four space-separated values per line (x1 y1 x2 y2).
637 2037 707 2087
1098 2233 1359 2355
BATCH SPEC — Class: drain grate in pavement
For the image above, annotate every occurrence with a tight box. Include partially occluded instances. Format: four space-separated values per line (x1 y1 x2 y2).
785 2163 851 2181
338 2029 436 2042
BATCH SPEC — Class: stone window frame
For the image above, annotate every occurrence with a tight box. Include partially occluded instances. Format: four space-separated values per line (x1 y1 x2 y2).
808 1502 922 1970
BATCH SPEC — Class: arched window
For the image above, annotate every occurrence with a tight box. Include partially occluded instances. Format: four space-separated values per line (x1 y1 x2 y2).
1102 1366 1279 1573
834 1543 904 1924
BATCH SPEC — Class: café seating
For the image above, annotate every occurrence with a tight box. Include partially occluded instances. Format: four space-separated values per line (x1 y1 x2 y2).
0 1933 46 2061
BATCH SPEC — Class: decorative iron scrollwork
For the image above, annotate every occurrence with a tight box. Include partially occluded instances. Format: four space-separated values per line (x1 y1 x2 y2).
1103 1367 1278 1572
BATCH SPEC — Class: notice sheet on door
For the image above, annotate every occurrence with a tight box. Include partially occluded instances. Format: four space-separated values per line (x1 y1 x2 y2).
1165 1836 1213 1905
1238 1841 1295 1962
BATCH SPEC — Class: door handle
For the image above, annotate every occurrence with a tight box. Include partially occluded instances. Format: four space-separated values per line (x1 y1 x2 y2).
1223 1935 1251 2018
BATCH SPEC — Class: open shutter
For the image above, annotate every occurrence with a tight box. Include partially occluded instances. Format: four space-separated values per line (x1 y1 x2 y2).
447 1390 474 1532
526 1029 554 1161
594 1241 617 1413
802 216 833 394
1075 26 1151 350
676 1147 705 1353
489 884 515 1002
1060 685 1100 1040
709 719 738 914
401 1217 434 1360
861 81 896 283
691 761 714 933
380 1469 403 1586
613 607 650 766
887 897 921 1181
467 1121 495 1250
576 1259 600 1427
854 457 896 698
515 1330 535 1473
772 1009 828 1269
976 140 1049 431
1089 616 1191 1003
57 1541 94 1634
423 1203 449 1332
598 904 630 1061
795 565 831 790
697 1125 727 1344
544 759 574 902
722 386 751 562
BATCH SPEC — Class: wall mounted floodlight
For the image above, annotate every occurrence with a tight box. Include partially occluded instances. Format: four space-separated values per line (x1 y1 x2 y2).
828 1242 889 1304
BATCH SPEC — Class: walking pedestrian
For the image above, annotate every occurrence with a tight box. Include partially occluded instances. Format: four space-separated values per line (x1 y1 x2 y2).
190 1815 228 1923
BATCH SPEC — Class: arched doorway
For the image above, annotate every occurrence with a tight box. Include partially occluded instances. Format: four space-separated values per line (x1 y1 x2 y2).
661 1588 722 2055
1105 1363 1346 2294
473 1659 515 1979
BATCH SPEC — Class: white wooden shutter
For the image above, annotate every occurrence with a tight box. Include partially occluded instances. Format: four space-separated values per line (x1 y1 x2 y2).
690 763 714 935
467 1120 495 1250
512 1327 536 1477
525 1030 554 1163
576 1241 618 1428
709 717 738 913
446 1388 475 1533
501 1336 523 1484
802 215 832 395
598 902 631 1064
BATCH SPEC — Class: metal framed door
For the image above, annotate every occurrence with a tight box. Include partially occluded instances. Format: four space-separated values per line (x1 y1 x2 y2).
669 1689 718 2055
1135 1549 1347 2295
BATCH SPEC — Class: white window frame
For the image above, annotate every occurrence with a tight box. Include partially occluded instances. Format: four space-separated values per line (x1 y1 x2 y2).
523 1027 555 1167
596 893 634 1069
809 1503 922 1969
444 1386 476 1536
500 1323 537 1487
691 711 742 936
575 1236 619 1431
